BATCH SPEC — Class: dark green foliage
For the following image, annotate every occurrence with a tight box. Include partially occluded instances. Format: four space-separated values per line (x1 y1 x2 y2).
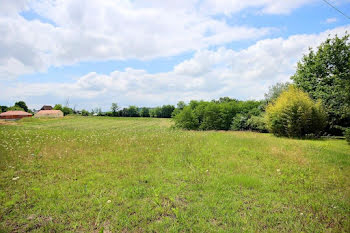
81 109 90 116
53 104 63 111
291 34 350 135
247 115 267 132
160 105 175 118
149 107 162 118
111 103 119 116
174 98 264 131
149 105 175 118
62 106 74 116
0 106 8 113
14 101 28 112
345 128 350 144
174 106 199 130
8 106 24 111
128 106 140 117
140 107 150 117
231 114 248 131
200 103 223 130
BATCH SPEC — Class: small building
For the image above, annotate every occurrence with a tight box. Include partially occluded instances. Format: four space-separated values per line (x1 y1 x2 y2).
0 111 32 120
35 110 64 118
41 105 53 110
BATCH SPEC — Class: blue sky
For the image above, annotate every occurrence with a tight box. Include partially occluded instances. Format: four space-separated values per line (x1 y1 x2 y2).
1 0 350 110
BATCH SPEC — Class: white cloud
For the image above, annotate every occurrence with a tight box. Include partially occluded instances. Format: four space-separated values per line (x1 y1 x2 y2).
0 0 278 80
325 17 337 24
2 25 349 109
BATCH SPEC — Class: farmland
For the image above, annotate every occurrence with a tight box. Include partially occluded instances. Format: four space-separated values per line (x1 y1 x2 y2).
0 116 349 232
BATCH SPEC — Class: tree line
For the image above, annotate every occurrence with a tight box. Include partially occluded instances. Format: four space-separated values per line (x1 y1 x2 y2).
1 34 349 141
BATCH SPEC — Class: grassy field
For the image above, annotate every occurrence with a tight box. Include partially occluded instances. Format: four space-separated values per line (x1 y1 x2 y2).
0 116 349 232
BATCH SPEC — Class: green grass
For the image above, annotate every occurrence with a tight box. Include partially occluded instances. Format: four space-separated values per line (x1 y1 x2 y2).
0 116 349 232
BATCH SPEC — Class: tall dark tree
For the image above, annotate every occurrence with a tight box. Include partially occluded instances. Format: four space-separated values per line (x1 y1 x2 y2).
14 101 28 112
291 34 350 135
111 103 119 117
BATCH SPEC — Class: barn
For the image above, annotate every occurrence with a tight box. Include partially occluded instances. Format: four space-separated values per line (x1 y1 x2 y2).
0 111 32 120
35 110 64 118
41 105 53 110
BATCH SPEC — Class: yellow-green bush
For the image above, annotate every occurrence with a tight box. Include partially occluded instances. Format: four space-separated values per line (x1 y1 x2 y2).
266 85 327 138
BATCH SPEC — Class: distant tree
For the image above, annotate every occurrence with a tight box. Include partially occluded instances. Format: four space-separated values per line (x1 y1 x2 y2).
200 103 223 130
62 106 73 116
14 101 28 112
150 107 162 118
291 34 350 135
53 104 63 111
0 106 8 113
177 101 186 110
231 114 248 131
140 107 150 117
174 107 199 130
81 109 90 116
111 103 119 117
8 106 24 111
264 82 290 104
128 106 139 117
161 105 175 118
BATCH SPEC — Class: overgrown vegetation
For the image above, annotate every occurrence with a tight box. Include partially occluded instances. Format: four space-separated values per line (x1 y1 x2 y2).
265 86 327 138
174 98 266 131
0 117 349 232
291 34 350 135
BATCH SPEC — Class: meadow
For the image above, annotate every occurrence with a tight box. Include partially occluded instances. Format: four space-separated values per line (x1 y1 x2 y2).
0 116 349 232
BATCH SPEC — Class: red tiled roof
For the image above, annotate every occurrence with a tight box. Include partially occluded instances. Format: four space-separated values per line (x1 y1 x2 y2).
0 111 32 116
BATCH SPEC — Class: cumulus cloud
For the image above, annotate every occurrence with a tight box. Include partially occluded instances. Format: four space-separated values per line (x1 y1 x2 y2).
2 25 349 109
0 0 279 80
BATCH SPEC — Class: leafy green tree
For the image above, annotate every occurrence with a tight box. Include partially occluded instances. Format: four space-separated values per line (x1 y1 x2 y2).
174 106 199 130
264 82 290 104
291 34 350 135
111 103 119 117
200 103 223 130
266 86 327 138
128 106 139 117
161 105 175 118
150 107 162 118
81 109 90 116
231 114 248 131
62 106 73 116
0 106 8 113
14 101 28 112
177 101 186 110
140 107 150 117
53 104 63 111
8 106 24 111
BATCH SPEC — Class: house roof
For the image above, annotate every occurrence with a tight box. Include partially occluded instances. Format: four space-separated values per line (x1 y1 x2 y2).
0 111 32 116
41 105 53 110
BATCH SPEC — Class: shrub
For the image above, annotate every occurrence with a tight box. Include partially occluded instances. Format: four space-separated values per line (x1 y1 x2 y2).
345 128 350 144
231 114 248 131
174 107 199 130
247 115 267 132
266 85 327 138
81 109 90 116
200 103 223 130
